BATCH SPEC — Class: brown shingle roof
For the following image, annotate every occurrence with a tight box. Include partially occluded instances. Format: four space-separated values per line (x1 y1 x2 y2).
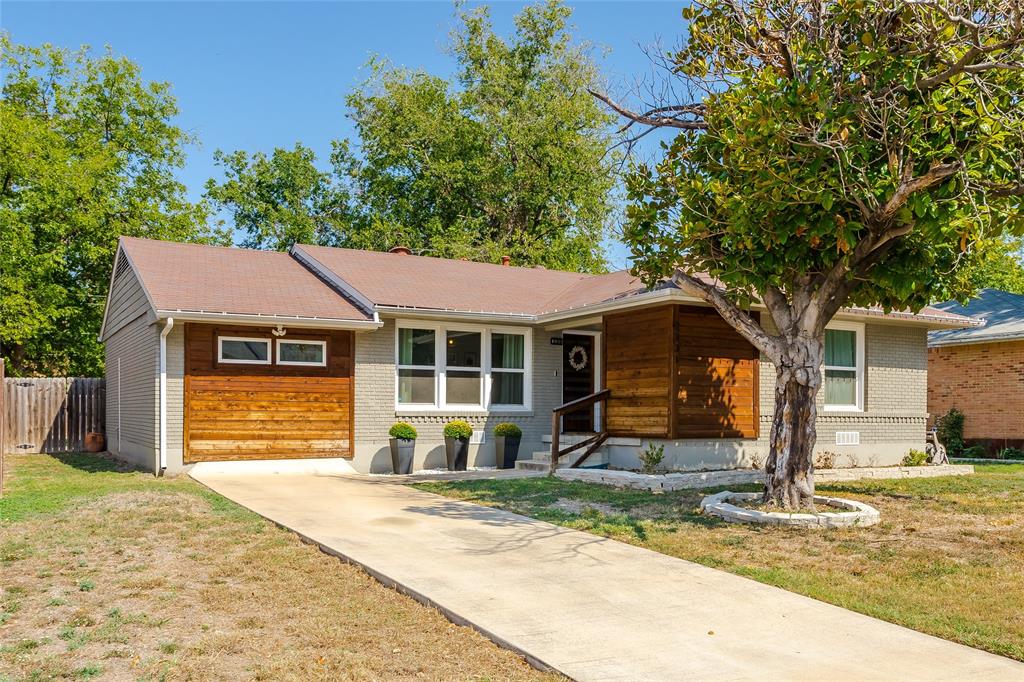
120 238 371 321
116 238 976 329
295 245 591 315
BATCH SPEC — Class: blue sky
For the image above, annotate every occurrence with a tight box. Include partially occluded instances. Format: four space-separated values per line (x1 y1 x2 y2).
3 1 687 267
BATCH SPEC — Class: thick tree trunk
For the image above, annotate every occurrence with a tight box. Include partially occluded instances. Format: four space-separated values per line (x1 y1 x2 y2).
762 337 823 510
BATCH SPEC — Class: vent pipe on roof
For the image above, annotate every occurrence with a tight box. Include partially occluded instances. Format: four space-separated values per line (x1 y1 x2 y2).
501 256 511 266
389 246 412 255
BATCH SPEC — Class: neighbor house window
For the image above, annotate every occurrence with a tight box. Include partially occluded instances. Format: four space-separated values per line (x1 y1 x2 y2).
218 336 271 365
397 327 437 405
395 323 531 411
277 339 327 367
823 323 864 411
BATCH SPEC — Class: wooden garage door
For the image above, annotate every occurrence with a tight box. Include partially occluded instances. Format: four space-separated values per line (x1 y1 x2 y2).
184 324 354 462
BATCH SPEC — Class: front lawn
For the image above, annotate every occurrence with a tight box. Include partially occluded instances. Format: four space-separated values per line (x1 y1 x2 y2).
0 454 553 681
417 465 1024 661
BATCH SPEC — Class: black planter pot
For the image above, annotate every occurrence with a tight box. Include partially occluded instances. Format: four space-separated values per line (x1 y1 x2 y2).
444 437 469 471
495 436 522 469
389 438 415 474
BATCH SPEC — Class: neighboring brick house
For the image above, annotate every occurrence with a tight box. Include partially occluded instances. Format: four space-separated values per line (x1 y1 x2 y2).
101 237 978 475
928 289 1024 452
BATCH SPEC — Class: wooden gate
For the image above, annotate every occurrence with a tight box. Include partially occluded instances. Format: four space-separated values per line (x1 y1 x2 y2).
2 377 105 454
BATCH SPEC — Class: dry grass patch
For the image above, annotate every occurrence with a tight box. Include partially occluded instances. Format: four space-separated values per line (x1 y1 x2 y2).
418 465 1024 661
0 454 556 681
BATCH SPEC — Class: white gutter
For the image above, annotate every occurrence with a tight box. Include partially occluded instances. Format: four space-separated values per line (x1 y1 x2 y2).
154 310 382 331
158 317 174 475
374 305 535 323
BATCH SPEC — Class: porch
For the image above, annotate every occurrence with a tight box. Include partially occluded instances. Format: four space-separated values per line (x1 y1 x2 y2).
517 303 762 472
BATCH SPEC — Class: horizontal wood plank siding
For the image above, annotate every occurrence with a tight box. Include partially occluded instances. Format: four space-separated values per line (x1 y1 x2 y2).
184 324 354 462
603 306 673 437
603 304 760 440
675 306 759 439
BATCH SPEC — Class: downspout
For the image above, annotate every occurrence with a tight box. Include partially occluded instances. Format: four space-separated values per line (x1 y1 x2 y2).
158 317 174 475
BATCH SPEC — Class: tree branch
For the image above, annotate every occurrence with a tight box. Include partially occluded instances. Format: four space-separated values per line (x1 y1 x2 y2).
673 269 784 361
588 89 708 130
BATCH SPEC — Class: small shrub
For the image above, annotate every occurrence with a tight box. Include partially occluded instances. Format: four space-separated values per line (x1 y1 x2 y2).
997 447 1024 460
443 420 473 440
901 449 929 467
493 422 522 438
936 408 965 457
388 422 417 440
813 451 837 469
843 452 860 468
638 443 665 475
78 580 95 592
749 452 764 470
961 444 987 458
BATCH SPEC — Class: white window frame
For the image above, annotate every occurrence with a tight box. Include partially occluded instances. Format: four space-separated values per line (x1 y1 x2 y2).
276 338 327 367
394 320 533 413
217 336 271 365
823 321 865 412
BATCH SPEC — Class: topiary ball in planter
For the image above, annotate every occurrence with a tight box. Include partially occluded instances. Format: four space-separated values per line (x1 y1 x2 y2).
493 422 522 469
443 420 473 471
388 422 417 474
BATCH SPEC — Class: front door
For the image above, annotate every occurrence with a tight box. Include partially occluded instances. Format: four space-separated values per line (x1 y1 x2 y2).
562 333 595 432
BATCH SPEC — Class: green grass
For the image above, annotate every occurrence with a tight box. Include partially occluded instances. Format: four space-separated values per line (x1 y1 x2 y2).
0 453 244 523
416 464 1024 661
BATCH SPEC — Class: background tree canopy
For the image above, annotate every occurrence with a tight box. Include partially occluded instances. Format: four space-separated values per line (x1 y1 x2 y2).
0 36 222 376
205 0 619 272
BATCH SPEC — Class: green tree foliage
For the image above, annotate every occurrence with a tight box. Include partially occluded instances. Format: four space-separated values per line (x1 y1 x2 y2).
0 36 220 376
598 1 1024 507
205 0 617 271
204 142 359 252
957 235 1024 294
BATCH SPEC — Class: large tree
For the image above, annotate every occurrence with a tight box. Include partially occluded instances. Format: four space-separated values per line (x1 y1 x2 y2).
205 0 618 271
595 1 1024 507
0 36 220 376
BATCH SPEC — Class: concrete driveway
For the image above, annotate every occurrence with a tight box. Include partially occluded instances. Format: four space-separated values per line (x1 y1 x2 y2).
191 470 1023 681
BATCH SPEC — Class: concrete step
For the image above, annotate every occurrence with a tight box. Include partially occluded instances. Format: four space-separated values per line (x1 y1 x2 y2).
515 459 550 472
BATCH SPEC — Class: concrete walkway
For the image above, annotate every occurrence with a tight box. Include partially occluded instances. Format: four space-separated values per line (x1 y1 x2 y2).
191 470 1023 681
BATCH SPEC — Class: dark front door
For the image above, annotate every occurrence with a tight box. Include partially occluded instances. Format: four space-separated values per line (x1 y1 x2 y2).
562 333 595 432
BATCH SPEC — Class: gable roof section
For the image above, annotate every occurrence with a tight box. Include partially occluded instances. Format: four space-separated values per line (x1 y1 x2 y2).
928 289 1024 346
293 244 591 316
112 237 374 327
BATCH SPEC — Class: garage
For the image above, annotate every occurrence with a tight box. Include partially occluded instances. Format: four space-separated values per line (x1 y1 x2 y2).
184 324 354 462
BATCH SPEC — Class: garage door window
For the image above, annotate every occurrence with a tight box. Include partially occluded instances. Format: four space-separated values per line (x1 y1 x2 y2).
218 337 271 364
277 339 327 366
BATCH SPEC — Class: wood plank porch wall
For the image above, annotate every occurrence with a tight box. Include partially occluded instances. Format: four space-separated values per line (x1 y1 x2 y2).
184 324 354 462
603 305 759 440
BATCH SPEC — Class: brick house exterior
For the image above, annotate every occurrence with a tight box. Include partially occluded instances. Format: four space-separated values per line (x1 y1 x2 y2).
103 237 978 475
928 289 1024 452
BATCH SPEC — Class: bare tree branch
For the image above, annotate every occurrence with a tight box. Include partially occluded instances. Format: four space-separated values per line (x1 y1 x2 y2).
587 89 708 130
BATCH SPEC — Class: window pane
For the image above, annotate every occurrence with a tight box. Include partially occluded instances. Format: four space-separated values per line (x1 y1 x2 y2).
824 369 857 406
446 370 481 404
399 328 435 366
446 331 481 368
279 342 324 364
825 329 856 368
491 333 525 369
398 369 435 404
491 371 524 405
220 339 268 362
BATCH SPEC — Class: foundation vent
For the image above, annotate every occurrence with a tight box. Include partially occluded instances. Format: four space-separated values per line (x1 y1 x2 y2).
835 431 861 446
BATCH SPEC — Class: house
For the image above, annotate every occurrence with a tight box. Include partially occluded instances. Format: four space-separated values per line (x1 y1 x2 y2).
100 237 977 475
928 289 1024 453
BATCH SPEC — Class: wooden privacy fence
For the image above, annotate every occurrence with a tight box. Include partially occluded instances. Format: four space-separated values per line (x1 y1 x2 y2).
2 377 105 454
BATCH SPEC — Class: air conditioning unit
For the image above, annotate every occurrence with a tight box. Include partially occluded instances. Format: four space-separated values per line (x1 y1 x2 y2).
835 431 860 446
